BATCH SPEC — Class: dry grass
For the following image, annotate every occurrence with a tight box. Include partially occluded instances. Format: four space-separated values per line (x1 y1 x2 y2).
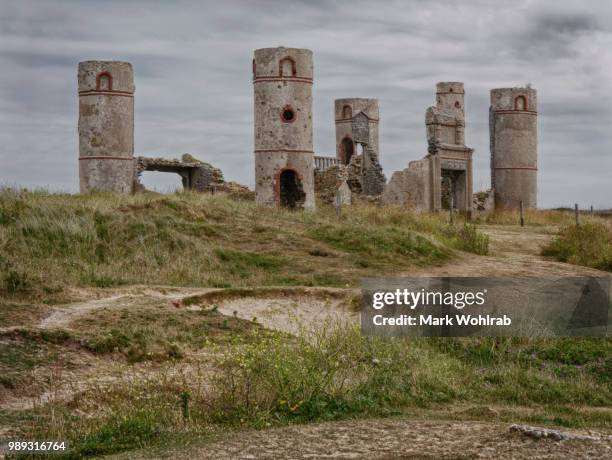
542 222 612 271
479 208 610 227
7 321 610 458
0 189 489 299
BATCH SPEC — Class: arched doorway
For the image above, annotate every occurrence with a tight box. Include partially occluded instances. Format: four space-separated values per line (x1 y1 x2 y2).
342 137 354 165
279 169 305 209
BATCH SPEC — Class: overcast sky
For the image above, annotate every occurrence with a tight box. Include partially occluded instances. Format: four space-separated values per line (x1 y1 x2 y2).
1 0 611 207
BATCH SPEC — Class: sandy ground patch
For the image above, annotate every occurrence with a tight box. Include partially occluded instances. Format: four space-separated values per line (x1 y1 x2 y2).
119 418 612 459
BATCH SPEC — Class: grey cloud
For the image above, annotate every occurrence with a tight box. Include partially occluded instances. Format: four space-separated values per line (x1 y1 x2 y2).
0 0 611 207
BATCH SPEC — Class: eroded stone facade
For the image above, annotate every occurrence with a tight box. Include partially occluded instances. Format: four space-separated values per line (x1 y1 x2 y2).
313 98 385 201
490 87 538 209
76 57 539 214
253 47 315 209
78 61 135 193
134 154 224 192
383 82 474 214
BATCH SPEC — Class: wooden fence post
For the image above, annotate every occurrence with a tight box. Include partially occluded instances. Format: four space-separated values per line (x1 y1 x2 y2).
575 203 580 226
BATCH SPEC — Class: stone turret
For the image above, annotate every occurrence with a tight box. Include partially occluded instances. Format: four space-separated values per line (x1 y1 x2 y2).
490 87 538 209
78 61 135 193
334 98 379 165
253 47 314 209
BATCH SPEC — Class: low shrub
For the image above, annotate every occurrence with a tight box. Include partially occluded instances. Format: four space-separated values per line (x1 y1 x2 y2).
542 223 612 271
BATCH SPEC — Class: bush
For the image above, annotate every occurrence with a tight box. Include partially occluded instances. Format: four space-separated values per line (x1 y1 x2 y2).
74 413 160 457
4 269 29 293
446 224 489 255
209 324 423 425
542 223 612 271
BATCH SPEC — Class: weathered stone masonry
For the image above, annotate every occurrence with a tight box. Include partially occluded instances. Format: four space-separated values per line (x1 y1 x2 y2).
78 61 135 193
383 82 474 213
134 154 224 192
490 87 538 209
78 61 234 195
253 47 315 209
77 58 538 214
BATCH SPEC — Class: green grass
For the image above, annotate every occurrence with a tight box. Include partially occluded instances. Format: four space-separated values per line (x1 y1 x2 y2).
0 189 489 297
72 303 262 363
4 189 611 458
542 222 612 271
11 323 609 459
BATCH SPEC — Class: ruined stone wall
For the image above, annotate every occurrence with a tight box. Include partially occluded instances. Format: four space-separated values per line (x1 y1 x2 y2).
314 165 350 205
253 47 314 208
382 158 431 211
78 61 134 193
334 98 379 164
490 87 538 209
362 146 386 196
473 189 495 217
384 82 473 213
134 154 224 192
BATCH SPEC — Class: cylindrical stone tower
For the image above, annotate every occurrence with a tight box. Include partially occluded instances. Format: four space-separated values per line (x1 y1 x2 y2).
490 87 538 209
78 61 135 193
253 47 314 209
334 98 379 165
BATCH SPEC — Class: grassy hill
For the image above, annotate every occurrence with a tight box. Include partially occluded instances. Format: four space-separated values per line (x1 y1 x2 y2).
1 189 610 459
0 189 488 299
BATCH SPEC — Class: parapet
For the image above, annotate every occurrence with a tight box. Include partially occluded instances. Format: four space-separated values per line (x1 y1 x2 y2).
490 87 537 112
252 47 313 81
334 98 379 121
78 61 134 94
436 82 464 94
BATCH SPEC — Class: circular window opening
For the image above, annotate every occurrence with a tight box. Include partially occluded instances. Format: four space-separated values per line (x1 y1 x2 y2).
281 107 296 123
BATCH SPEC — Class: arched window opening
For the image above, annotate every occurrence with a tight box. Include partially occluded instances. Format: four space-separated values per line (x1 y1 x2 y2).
342 105 352 119
279 169 305 208
279 57 296 77
342 137 354 165
96 72 112 91
252 59 256 77
515 95 527 111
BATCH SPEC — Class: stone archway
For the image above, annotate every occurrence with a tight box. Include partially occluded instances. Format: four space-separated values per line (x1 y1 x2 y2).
279 169 305 209
342 137 354 165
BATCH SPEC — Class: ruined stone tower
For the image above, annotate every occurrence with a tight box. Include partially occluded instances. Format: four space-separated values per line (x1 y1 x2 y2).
78 61 135 193
383 82 473 213
426 82 473 213
334 98 379 165
490 87 538 209
253 47 314 208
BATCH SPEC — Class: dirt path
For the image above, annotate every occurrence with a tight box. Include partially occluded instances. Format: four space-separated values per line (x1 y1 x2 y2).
3 225 611 457
115 225 612 459
119 418 612 459
411 225 610 278
8 224 608 336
